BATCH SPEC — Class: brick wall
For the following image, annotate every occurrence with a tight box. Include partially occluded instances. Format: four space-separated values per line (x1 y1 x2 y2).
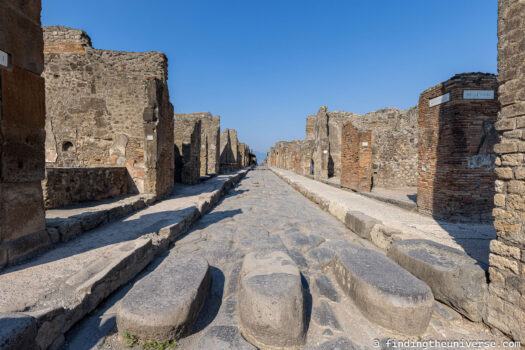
43 26 174 198
0 0 49 267
43 167 130 209
341 122 373 192
417 73 499 222
174 116 201 184
487 0 525 342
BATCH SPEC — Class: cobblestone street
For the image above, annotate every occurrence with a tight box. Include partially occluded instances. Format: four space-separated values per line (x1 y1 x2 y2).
64 168 506 349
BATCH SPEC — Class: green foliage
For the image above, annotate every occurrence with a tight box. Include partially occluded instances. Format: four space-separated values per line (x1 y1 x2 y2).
121 331 177 350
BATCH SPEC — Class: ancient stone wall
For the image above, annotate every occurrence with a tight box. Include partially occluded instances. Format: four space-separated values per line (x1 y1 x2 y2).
305 116 315 140
174 113 220 177
341 123 373 192
43 26 174 198
487 0 525 342
417 73 499 222
174 116 201 184
43 167 130 209
0 0 49 267
220 129 240 172
313 107 331 179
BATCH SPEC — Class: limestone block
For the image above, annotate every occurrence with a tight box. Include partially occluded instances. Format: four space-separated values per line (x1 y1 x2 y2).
117 254 210 342
344 211 381 240
238 250 306 349
330 245 434 335
388 239 488 322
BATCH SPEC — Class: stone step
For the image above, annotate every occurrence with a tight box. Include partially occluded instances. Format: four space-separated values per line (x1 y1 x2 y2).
238 250 306 349
117 253 211 343
329 244 434 335
388 239 488 322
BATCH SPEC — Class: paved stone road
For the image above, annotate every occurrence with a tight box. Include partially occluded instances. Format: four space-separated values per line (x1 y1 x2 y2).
66 168 505 349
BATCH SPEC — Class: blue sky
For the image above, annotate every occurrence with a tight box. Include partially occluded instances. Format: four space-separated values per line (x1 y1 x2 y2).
42 0 498 156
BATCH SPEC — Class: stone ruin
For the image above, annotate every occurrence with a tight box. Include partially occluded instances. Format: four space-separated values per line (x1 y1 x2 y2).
43 26 174 206
174 114 201 185
220 128 240 172
0 0 48 266
417 73 499 222
174 112 220 178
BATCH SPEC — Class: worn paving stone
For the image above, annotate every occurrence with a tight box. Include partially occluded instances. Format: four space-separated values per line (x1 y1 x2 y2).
307 337 362 350
0 314 38 350
117 254 210 342
194 325 256 350
238 250 306 349
315 275 340 302
313 301 341 330
388 239 487 322
330 245 434 335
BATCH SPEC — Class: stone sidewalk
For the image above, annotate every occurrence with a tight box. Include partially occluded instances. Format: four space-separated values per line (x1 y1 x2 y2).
0 169 249 350
271 167 496 268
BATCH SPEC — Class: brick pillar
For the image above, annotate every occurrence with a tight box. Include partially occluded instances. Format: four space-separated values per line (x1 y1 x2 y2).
487 0 525 342
341 122 373 192
417 73 499 222
0 0 49 267
313 106 330 180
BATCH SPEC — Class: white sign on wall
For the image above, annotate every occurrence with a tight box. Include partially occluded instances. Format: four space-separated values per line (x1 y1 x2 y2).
0 50 9 68
429 93 450 107
361 141 369 147
463 90 495 100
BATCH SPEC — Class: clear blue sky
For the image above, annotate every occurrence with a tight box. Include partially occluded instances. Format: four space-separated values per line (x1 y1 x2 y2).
42 0 498 156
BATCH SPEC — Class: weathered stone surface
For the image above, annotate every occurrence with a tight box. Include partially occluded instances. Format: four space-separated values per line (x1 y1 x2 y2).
0 313 38 350
117 254 210 341
330 245 434 335
344 211 381 240
238 250 306 349
315 275 339 302
313 301 340 330
174 115 202 184
220 129 240 172
194 326 256 350
306 337 361 350
388 239 487 322
43 26 174 197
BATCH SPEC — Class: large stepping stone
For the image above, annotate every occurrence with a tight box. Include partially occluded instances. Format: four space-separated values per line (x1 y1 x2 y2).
238 250 306 349
388 239 488 322
117 254 210 342
330 245 434 335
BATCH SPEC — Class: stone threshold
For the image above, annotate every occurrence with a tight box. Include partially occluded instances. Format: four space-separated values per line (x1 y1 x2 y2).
270 167 495 269
0 169 250 350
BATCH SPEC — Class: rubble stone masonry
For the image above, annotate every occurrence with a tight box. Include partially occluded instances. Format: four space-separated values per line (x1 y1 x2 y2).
487 0 525 342
0 0 49 267
174 115 201 185
175 113 220 177
341 123 373 192
43 26 174 198
220 129 240 172
417 73 499 222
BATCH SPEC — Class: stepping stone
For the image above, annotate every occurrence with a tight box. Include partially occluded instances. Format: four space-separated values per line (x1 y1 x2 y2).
330 245 434 335
117 254 210 342
238 250 306 349
194 326 256 350
388 239 488 322
0 314 37 350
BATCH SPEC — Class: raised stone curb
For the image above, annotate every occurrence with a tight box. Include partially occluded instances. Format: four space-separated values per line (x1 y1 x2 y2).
238 250 306 349
329 244 434 335
344 211 382 240
388 239 488 322
0 169 250 350
117 254 210 342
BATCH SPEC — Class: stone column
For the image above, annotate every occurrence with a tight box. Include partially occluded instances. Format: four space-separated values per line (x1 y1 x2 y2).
487 0 525 342
0 0 49 267
313 106 330 180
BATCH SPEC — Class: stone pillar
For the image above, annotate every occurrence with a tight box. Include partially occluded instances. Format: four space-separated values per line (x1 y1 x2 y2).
487 0 525 342
174 116 201 185
305 116 315 140
0 0 49 267
313 106 330 180
341 122 373 192
417 73 499 222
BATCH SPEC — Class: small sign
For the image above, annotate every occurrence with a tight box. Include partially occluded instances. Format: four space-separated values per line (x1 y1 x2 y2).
0 50 9 68
429 93 450 107
361 141 369 147
463 90 495 100
146 135 154 141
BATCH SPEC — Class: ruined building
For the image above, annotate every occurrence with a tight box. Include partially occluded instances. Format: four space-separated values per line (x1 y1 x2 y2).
417 73 499 221
174 113 220 177
487 0 525 342
220 128 240 172
174 115 201 185
0 0 49 266
43 26 174 207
